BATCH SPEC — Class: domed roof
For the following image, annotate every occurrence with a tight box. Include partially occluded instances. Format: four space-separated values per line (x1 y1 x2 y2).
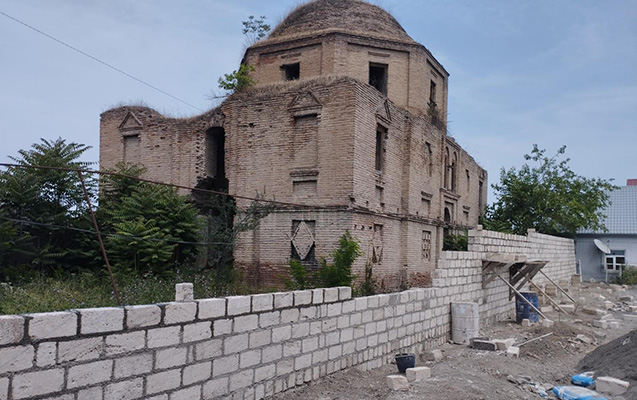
262 0 416 45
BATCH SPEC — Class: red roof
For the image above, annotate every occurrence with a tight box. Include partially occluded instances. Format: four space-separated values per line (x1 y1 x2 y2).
627 179 637 186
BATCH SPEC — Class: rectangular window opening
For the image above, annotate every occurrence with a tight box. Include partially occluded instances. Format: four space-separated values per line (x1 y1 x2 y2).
375 125 386 172
281 63 300 81
369 63 388 95
429 80 437 106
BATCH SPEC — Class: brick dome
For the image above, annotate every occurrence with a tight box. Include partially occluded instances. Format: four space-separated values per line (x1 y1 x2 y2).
263 0 416 45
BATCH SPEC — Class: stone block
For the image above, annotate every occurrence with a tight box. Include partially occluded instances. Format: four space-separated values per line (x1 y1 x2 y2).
183 321 212 343
114 353 153 378
105 331 145 355
540 306 553 313
252 293 274 312
224 333 248 354
79 307 124 334
386 375 409 390
274 292 293 309
521 319 531 327
58 337 103 363
104 378 143 400
472 340 496 351
227 295 251 315
0 377 7 400
164 301 197 324
419 349 443 362
175 283 194 302
629 305 637 313
604 301 614 310
312 289 324 304
338 286 352 300
29 312 77 339
560 304 575 313
234 315 258 333
468 337 490 347
254 364 276 383
493 338 516 351
147 326 181 348
12 369 64 399
581 306 598 315
197 298 226 320
542 319 554 328
240 349 262 368
229 369 254 391
170 386 202 400
576 334 592 344
77 386 104 400
203 377 229 398
213 319 232 336
406 366 431 382
506 346 520 358
125 305 161 329
624 314 637 322
619 295 633 302
293 290 312 306
213 355 239 377
183 361 212 385
67 359 113 388
324 287 339 303
36 342 56 367
195 338 222 360
609 321 621 329
0 345 34 374
0 315 25 344
596 376 630 395
592 320 608 329
146 369 181 395
155 346 187 369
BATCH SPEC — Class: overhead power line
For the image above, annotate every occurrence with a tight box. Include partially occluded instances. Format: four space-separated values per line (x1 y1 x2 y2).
0 9 204 112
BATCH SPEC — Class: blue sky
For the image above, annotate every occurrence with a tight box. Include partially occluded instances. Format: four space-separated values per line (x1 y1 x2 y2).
1 0 635 202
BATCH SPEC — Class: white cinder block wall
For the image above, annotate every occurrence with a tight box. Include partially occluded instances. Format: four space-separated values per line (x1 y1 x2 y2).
0 230 575 400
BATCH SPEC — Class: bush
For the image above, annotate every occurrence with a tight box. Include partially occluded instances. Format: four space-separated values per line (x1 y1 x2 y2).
616 268 637 286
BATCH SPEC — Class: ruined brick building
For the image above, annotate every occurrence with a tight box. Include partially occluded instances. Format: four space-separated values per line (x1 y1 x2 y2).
100 0 487 287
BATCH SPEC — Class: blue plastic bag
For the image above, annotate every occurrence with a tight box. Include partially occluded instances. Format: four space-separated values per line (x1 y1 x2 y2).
552 386 607 400
571 371 595 387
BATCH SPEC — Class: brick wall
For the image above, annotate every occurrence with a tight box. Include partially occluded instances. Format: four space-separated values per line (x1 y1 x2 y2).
0 229 575 400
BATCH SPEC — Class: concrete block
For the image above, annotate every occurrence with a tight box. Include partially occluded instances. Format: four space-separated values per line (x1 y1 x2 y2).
234 314 259 333
240 349 262 368
59 337 103 363
35 342 56 367
619 295 633 302
195 338 223 360
227 295 251 315
105 331 145 355
312 289 324 304
229 369 254 391
125 305 161 328
77 386 104 400
338 286 352 300
593 320 608 329
0 377 8 400
252 293 273 312
224 334 248 354
183 321 212 343
155 346 187 369
182 361 212 385
604 301 614 310
28 311 77 339
273 292 293 309
542 319 554 328
469 337 490 347
249 329 271 348
540 306 553 313
175 283 193 302
472 340 496 351
147 326 181 348
293 290 312 306
324 287 339 303
419 349 443 362
254 364 276 382
67 359 113 388
609 321 621 329
624 314 637 322
281 308 299 323
146 369 181 395
11 369 64 399
170 386 202 400
521 319 531 327
596 376 630 395
406 367 431 382
560 304 575 313
506 346 520 358
0 345 34 374
629 305 637 313
203 377 229 398
493 338 516 351
197 298 226 320
213 319 232 336
114 353 153 378
0 315 25 344
386 375 409 390
164 301 197 324
104 378 143 400
581 306 599 315
576 334 593 344
259 311 280 328
79 307 124 334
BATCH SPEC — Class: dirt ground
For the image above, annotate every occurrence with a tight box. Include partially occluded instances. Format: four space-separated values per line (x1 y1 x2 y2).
274 282 637 400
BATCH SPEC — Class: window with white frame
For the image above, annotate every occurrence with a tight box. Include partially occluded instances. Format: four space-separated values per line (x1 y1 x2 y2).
605 250 625 271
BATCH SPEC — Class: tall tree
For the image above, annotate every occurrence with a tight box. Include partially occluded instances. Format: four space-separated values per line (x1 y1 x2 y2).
485 145 616 237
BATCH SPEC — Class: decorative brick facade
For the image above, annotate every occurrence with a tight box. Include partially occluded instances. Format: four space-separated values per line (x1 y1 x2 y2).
99 0 488 287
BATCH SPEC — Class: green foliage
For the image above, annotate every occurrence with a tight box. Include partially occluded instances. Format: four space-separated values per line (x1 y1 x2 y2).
356 262 378 296
218 64 256 93
242 15 271 44
485 145 617 237
443 231 468 251
0 138 94 276
616 268 637 286
286 231 361 289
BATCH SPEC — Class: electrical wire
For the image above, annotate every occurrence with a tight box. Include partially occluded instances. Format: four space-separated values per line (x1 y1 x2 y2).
0 9 204 112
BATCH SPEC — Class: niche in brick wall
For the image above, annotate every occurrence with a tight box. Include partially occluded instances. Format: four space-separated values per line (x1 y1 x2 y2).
372 224 384 263
122 134 140 163
292 114 318 170
291 220 317 269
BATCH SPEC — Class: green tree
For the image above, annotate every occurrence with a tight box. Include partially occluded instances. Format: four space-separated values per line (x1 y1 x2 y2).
0 138 94 277
485 145 616 237
242 15 270 44
218 64 256 93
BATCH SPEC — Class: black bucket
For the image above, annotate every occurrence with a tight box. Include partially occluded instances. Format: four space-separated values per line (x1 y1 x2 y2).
395 353 415 373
